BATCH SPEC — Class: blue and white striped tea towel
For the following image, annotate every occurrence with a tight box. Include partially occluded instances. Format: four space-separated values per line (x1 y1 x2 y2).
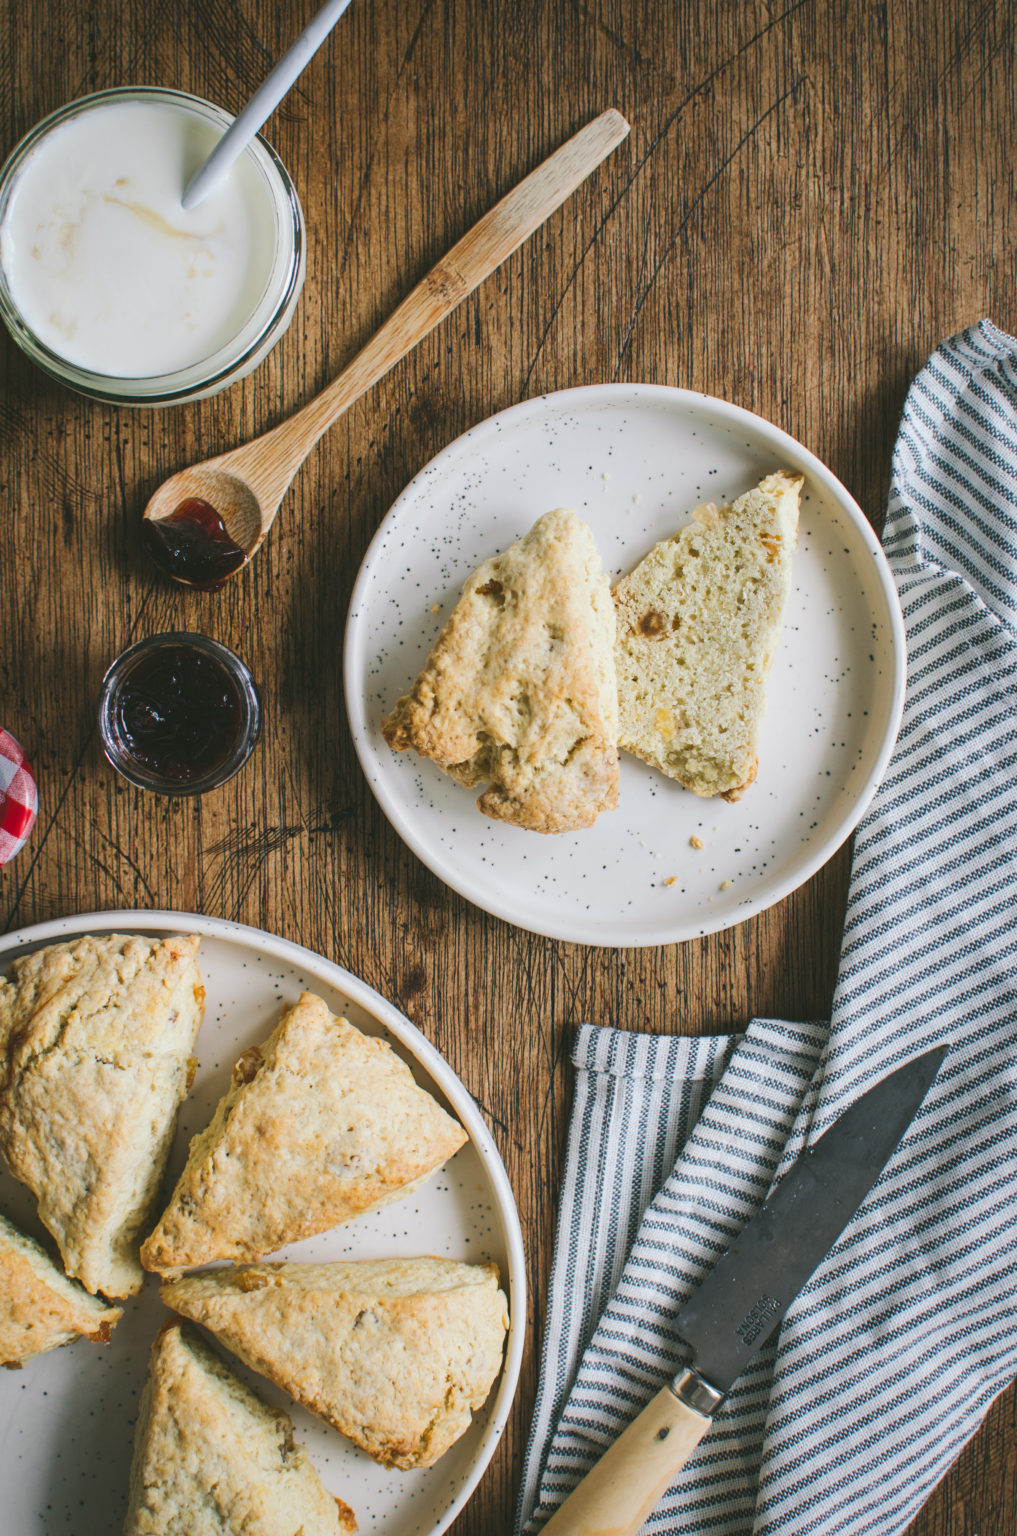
518 320 1017 1536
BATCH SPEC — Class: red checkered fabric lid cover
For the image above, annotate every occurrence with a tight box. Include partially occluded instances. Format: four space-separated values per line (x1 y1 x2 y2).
0 729 38 864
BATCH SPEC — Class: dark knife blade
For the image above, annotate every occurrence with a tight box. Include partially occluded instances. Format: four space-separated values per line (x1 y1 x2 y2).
674 1044 948 1399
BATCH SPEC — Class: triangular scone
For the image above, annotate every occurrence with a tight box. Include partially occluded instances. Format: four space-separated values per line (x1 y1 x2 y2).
162 1257 509 1470
382 508 619 833
0 1211 122 1366
614 471 803 800
124 1323 357 1536
142 992 467 1275
0 933 204 1296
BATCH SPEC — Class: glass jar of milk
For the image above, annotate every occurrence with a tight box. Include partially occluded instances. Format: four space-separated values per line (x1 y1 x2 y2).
0 87 305 405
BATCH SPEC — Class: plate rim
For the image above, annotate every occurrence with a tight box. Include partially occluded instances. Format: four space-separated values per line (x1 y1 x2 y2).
344 382 907 946
0 907 526 1536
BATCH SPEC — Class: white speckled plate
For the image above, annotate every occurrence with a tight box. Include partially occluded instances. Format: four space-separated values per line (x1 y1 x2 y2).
346 386 906 947
0 910 524 1536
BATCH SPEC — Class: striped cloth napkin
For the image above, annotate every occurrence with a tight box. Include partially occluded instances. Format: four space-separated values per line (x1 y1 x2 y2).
518 320 1017 1536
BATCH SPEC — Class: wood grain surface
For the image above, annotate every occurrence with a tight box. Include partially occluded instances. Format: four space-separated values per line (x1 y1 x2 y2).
1 1 1015 1532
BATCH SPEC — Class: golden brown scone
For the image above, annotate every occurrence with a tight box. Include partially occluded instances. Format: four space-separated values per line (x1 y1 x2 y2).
162 1257 509 1470
0 1210 122 1367
382 508 619 833
614 471 803 800
142 991 467 1275
124 1322 357 1536
0 933 205 1297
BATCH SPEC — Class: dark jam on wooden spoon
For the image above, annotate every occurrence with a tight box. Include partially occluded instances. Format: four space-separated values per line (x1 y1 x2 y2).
99 635 261 793
142 498 248 587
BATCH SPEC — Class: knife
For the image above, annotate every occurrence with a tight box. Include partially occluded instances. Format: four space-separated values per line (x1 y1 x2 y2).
539 1044 948 1536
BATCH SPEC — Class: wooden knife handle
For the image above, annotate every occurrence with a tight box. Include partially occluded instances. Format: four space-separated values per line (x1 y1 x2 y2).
539 1385 712 1536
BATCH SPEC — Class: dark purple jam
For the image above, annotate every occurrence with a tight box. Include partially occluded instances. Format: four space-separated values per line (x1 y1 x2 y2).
142 498 247 587
113 645 245 783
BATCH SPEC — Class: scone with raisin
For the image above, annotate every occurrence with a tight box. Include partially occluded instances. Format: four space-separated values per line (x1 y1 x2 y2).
382 508 618 833
614 471 802 800
0 1210 122 1366
124 1323 357 1535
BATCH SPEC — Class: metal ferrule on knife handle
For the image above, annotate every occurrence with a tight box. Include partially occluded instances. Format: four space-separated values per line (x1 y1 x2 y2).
672 1364 726 1415
538 1371 719 1536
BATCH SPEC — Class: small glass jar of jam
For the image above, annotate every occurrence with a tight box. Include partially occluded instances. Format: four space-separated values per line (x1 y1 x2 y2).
98 632 261 794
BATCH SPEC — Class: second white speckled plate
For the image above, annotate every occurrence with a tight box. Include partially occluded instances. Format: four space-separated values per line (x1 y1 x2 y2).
345 385 906 947
0 911 524 1536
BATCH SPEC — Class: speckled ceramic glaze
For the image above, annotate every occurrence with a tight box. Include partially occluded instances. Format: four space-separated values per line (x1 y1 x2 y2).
346 385 906 946
0 911 524 1536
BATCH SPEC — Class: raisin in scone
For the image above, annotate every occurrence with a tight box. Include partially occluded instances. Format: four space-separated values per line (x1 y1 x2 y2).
382 508 618 833
614 471 802 800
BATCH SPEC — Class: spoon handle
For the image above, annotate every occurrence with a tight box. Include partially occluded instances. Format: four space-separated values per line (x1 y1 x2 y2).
246 108 630 505
182 0 355 210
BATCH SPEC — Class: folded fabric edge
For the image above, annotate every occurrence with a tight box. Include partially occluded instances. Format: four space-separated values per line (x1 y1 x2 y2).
520 1018 828 1535
516 1022 738 1533
572 1018 741 1081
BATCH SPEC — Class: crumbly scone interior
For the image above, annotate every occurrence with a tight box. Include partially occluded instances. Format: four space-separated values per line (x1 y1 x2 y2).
614 471 802 799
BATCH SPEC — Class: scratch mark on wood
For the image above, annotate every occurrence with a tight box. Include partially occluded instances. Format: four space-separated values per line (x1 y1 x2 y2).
613 81 803 376
521 0 810 392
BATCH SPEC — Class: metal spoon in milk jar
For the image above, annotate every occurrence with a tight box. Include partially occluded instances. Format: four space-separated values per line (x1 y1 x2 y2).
0 0 354 406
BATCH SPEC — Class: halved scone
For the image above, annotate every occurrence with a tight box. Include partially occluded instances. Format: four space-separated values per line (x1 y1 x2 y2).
142 992 467 1275
0 1210 122 1366
162 1257 509 1470
614 471 803 799
124 1322 356 1536
382 508 619 832
0 933 204 1296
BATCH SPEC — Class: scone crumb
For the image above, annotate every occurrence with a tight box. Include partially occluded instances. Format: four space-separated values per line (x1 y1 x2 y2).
662 876 678 887
690 835 705 850
431 603 440 614
720 879 734 890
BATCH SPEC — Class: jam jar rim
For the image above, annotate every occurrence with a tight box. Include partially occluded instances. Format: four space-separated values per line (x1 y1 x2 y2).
98 631 261 795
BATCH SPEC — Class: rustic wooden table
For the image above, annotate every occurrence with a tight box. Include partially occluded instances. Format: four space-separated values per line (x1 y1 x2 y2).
2 1 1015 1532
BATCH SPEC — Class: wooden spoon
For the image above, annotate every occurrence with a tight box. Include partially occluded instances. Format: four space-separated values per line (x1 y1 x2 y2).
143 107 630 588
